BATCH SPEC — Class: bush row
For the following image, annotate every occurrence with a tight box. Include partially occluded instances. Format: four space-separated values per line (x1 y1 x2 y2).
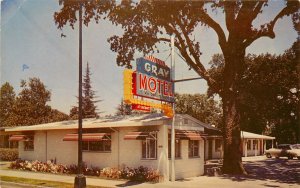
10 160 160 182
0 148 18 161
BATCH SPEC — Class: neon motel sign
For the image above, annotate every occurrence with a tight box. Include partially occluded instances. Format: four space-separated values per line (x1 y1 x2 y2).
123 56 174 117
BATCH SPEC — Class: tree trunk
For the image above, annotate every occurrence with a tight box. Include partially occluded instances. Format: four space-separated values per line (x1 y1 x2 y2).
221 44 247 175
222 94 247 174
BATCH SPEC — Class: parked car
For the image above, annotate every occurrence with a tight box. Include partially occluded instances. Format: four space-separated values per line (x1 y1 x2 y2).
265 144 300 159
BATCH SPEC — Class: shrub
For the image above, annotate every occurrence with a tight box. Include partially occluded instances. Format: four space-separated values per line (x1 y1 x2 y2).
101 167 121 179
120 166 160 182
9 160 100 176
0 148 18 161
9 160 160 182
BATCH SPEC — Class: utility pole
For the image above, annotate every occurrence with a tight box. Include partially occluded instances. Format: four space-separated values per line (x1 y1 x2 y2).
170 35 175 182
74 1 86 187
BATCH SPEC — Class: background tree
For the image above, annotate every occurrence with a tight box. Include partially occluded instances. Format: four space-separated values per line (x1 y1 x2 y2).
0 82 16 127
70 62 101 119
175 93 222 128
115 98 132 116
54 1 300 174
5 78 69 126
7 78 51 126
208 43 299 144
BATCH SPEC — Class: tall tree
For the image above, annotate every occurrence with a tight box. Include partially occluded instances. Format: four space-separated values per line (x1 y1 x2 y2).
54 1 300 174
6 78 69 126
175 93 222 128
7 78 52 126
208 43 299 144
0 82 16 127
70 62 100 119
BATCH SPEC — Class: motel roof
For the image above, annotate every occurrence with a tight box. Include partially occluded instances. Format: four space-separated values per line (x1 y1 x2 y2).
5 113 213 133
241 131 275 140
5 113 170 132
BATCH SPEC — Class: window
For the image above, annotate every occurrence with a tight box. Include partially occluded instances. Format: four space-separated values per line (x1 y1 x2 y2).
168 138 181 158
142 133 157 159
247 140 251 150
82 136 111 152
188 140 199 157
183 118 189 124
215 139 222 152
24 135 34 151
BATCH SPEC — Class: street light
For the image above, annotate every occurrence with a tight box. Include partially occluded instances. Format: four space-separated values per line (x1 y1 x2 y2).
74 1 86 188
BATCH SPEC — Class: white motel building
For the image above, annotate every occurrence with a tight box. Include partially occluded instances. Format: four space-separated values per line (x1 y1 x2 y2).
5 113 275 181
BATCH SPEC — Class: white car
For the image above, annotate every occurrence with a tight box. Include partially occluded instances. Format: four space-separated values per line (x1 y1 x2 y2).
265 144 300 159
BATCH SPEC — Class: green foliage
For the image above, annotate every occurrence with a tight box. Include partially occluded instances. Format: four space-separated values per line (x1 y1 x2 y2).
120 166 160 182
0 148 18 161
0 82 16 127
208 42 299 143
10 160 160 182
1 78 69 127
115 99 132 116
5 78 51 126
70 63 101 119
175 93 222 128
48 109 70 122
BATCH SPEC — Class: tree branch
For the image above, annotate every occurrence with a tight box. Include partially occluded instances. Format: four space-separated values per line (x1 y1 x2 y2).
243 1 299 48
199 8 227 51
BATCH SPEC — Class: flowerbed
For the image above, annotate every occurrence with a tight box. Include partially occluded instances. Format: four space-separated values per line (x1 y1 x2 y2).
9 160 160 182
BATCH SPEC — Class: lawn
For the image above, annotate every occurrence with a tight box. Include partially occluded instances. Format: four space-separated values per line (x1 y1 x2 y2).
0 175 110 188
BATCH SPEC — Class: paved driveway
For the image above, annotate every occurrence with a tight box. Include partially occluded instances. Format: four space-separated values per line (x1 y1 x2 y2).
129 158 300 188
241 158 300 184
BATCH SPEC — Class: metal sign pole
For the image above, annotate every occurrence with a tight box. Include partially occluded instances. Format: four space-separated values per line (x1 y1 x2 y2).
170 35 175 182
75 1 86 187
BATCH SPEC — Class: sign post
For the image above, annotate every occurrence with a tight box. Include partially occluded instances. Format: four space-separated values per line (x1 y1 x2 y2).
170 35 175 182
75 2 86 188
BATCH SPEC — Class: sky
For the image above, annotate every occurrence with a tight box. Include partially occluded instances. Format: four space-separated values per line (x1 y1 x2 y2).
1 0 298 116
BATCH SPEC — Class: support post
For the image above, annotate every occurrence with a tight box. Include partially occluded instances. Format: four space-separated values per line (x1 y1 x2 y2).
170 35 175 182
75 2 86 188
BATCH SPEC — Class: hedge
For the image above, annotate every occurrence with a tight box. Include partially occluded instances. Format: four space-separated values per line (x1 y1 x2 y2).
0 148 19 161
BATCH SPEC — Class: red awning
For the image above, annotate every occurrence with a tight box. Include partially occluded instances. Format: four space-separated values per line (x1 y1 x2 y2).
124 131 156 140
176 131 202 140
63 133 110 141
9 135 27 141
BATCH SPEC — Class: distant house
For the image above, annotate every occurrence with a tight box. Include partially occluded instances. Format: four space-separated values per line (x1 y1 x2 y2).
5 114 214 181
201 128 275 160
241 131 275 157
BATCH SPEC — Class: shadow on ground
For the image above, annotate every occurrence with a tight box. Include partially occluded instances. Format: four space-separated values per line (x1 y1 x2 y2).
206 158 300 185
116 181 144 187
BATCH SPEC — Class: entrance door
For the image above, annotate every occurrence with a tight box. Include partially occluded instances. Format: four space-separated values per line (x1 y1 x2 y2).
208 140 213 159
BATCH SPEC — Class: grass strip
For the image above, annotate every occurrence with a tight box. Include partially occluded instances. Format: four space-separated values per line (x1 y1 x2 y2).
0 175 109 188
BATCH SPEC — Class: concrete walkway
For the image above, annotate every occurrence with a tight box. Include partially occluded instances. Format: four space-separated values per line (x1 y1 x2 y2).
0 169 129 187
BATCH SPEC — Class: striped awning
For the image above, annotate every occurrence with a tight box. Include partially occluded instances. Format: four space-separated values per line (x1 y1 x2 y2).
9 135 28 141
63 133 111 141
176 131 202 140
124 131 156 140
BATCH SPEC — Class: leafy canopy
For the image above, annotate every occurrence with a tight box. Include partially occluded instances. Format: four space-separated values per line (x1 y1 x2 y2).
2 78 69 127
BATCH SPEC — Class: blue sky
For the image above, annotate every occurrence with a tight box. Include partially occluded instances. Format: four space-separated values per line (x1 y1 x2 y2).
1 0 298 116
